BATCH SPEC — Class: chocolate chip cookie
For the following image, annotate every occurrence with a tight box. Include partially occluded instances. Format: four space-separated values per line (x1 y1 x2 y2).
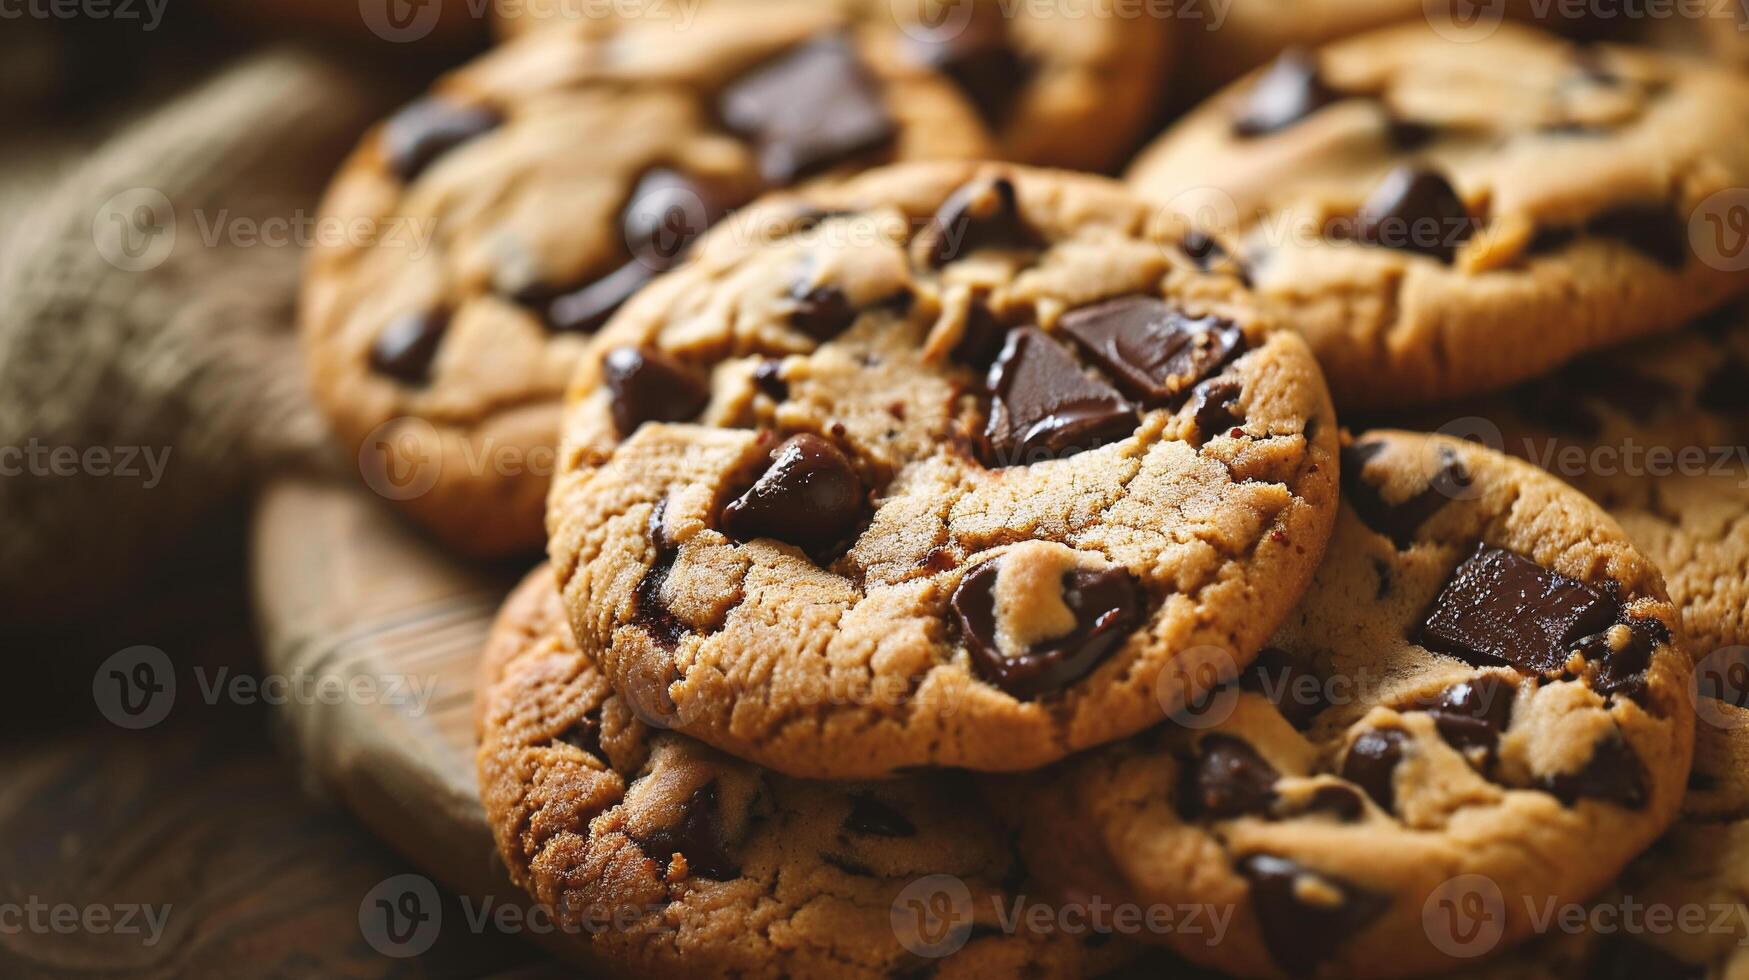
301 9 992 556
546 161 1341 778
994 431 1695 978
477 565 1132 978
1128 23 1749 410
1427 303 1749 657
495 0 1172 171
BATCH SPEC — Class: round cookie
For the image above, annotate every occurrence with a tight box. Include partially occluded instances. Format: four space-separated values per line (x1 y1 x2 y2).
1428 302 1749 656
993 431 1695 979
495 0 1173 171
301 8 993 556
476 565 1131 978
547 161 1341 779
1127 23 1749 410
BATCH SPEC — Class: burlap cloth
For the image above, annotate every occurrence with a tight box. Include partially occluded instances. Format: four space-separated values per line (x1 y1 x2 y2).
0 42 412 623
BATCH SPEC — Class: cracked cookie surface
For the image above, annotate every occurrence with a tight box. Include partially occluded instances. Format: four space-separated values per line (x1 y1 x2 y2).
1128 23 1749 410
547 161 1340 778
301 6 991 555
476 565 1132 978
495 0 1171 172
993 431 1695 979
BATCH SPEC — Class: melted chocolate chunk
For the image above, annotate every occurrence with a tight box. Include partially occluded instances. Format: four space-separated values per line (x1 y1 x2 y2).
369 310 450 384
787 283 858 341
382 99 501 183
951 558 1142 701
720 36 897 185
1058 297 1247 408
632 500 687 650
1543 734 1647 808
921 177 1040 268
633 781 739 880
1575 618 1669 700
1588 202 1689 269
981 327 1137 467
1698 354 1749 414
901 4 1030 127
1237 854 1388 972
1182 734 1280 820
1243 648 1328 730
1353 166 1474 264
540 261 659 335
603 346 711 437
1418 545 1619 676
844 795 916 838
752 359 788 401
952 300 1009 371
1190 379 1245 444
1341 728 1410 812
720 434 867 558
1233 49 1341 137
1340 442 1469 549
1418 676 1515 756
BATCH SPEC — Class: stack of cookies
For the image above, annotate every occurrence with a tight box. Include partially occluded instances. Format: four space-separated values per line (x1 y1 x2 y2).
299 3 1749 976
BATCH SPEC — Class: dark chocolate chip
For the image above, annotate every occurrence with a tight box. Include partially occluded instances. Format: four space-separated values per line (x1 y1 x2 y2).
382 99 501 183
1383 116 1438 151
720 35 897 185
844 795 917 838
1340 442 1469 549
1058 297 1247 408
1299 785 1367 822
1418 675 1515 756
1542 733 1647 808
921 177 1040 268
633 781 739 880
720 434 867 558
1233 48 1341 138
1418 545 1619 676
1587 202 1689 269
787 282 858 341
1190 379 1245 444
632 500 688 650
952 300 1010 371
752 359 788 401
369 310 450 384
603 346 711 438
1353 166 1474 264
951 558 1143 701
901 4 1030 127
981 327 1137 467
1575 618 1669 700
1340 728 1410 812
1242 648 1328 730
1698 354 1749 414
1236 854 1388 972
1179 230 1228 271
541 260 660 335
1182 734 1280 820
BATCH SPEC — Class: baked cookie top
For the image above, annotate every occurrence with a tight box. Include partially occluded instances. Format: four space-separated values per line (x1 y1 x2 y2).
994 431 1695 979
476 565 1129 978
1128 22 1749 410
301 6 991 555
547 161 1340 778
1430 303 1749 657
495 0 1173 171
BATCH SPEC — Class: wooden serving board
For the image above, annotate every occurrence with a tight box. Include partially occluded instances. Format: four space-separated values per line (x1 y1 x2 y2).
249 473 555 951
